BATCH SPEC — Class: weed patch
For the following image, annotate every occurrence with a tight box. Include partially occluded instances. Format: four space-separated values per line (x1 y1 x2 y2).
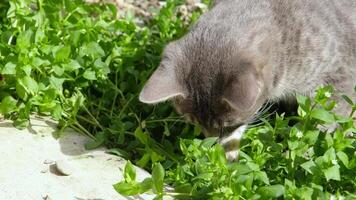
0 0 355 199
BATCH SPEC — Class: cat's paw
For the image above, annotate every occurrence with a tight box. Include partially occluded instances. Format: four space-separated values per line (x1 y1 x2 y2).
225 150 239 162
219 125 246 162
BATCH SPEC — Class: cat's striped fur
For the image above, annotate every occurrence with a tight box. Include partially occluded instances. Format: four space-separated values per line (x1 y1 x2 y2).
140 0 356 161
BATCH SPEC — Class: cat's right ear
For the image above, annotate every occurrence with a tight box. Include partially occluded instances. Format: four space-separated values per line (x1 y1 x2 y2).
222 72 262 112
139 66 185 104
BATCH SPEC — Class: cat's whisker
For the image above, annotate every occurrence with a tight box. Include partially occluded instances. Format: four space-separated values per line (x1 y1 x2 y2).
249 101 275 125
255 101 271 116
246 122 264 128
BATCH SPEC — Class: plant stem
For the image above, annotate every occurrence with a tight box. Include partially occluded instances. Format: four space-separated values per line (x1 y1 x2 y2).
82 104 105 130
72 121 96 140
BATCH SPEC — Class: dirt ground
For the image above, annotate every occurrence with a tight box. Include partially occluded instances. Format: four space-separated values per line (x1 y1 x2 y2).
86 0 207 22
0 117 155 200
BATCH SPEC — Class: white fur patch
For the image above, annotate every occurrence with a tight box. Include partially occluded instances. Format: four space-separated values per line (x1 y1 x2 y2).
219 125 247 145
225 150 239 161
219 125 247 162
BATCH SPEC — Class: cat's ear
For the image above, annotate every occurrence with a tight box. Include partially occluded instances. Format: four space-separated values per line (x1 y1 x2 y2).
139 66 185 104
222 73 261 111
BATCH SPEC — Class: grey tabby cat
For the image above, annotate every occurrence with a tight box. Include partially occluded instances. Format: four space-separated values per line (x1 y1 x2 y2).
140 0 356 161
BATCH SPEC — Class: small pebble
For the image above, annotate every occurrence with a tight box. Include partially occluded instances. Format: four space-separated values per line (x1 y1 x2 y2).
43 195 52 200
55 160 73 176
43 159 54 165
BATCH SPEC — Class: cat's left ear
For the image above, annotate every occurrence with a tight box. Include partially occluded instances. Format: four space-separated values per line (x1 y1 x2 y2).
139 66 185 104
222 73 262 111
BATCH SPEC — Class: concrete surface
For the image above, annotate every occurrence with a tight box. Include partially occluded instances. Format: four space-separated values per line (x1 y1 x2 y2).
0 116 154 200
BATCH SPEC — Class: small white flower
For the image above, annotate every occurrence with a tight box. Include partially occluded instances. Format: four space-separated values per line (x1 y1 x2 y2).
325 91 332 98
296 130 303 139
332 159 338 165
346 132 354 137
303 147 314 159
329 195 345 200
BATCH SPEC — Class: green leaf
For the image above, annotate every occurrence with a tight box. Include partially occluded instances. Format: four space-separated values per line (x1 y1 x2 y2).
32 57 50 67
0 95 17 114
304 130 319 145
63 59 82 71
310 109 335 123
16 82 28 100
210 144 227 165
323 148 336 163
296 94 311 112
336 151 349 169
53 65 65 76
341 95 354 106
22 65 32 76
79 42 105 59
51 104 62 120
49 76 65 89
18 76 39 95
113 181 141 196
192 172 214 181
16 76 40 100
301 160 317 174
94 58 110 74
137 153 150 168
35 28 45 43
13 118 29 130
323 165 340 181
152 163 165 194
257 185 285 198
297 187 314 200
229 164 252 176
254 171 270 185
124 161 136 182
325 133 334 148
200 137 218 148
54 45 71 62
83 70 97 80
139 178 153 193
16 29 33 49
2 62 16 75
134 127 148 145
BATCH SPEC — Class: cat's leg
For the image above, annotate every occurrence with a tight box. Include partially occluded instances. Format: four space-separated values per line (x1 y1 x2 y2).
219 125 247 162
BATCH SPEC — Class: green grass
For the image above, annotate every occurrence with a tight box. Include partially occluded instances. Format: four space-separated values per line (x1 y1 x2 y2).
115 86 356 199
0 0 355 199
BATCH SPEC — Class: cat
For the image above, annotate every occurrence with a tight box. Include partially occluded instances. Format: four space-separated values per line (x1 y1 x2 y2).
139 0 356 161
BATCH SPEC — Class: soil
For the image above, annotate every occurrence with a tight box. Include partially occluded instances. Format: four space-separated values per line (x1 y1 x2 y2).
0 117 154 200
86 0 208 23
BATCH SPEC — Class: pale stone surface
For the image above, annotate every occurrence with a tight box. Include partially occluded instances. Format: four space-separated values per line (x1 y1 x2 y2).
0 116 154 200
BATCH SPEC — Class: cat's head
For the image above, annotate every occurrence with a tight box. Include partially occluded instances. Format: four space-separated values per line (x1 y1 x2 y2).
139 37 269 137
